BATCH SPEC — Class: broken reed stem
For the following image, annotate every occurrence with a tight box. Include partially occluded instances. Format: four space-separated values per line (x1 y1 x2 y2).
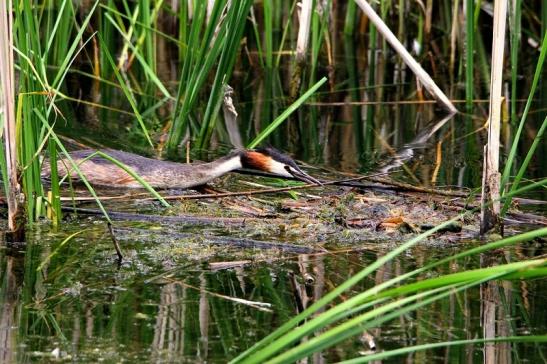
222 84 243 149
0 0 24 234
295 0 312 64
290 0 312 98
353 0 457 114
480 0 507 235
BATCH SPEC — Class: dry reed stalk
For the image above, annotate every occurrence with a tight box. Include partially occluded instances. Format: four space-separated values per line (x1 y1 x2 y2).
354 0 457 113
480 0 507 234
290 0 313 99
0 0 24 234
295 0 313 64
222 85 243 149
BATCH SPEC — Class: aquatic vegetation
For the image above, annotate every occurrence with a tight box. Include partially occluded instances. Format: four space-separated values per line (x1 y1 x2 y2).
0 1 546 362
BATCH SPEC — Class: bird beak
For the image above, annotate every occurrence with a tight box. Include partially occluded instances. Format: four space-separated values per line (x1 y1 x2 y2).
289 167 323 185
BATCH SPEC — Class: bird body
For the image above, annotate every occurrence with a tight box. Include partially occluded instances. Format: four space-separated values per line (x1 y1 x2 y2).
42 148 320 189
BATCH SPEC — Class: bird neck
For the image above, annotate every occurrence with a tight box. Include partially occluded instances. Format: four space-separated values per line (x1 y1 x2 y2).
206 153 243 179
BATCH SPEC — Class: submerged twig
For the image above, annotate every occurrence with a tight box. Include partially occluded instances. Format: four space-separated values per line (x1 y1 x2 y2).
107 222 123 262
62 207 258 226
175 279 273 312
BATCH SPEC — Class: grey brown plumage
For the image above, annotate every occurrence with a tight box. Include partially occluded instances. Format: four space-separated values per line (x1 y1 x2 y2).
42 147 321 189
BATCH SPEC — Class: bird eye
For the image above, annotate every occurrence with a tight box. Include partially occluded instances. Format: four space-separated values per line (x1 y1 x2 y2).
284 165 295 177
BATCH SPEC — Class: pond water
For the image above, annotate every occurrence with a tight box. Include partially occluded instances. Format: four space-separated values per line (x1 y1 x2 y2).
3 2 547 361
1 215 546 363
2 98 547 362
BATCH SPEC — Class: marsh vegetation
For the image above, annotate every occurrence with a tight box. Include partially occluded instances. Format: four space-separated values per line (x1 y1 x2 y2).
0 0 546 362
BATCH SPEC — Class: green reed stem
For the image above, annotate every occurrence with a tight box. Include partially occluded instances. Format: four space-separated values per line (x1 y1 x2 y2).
509 0 521 125
247 77 327 149
465 0 474 109
501 30 547 193
501 116 547 215
344 1 357 35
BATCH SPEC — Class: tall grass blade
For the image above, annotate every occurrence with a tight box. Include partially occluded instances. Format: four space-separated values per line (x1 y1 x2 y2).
465 0 474 110
339 336 547 363
501 30 547 192
232 201 547 363
248 260 545 363
104 12 171 99
501 116 547 214
344 1 357 35
247 77 327 149
509 0 522 124
167 0 228 153
97 32 153 147
197 0 253 148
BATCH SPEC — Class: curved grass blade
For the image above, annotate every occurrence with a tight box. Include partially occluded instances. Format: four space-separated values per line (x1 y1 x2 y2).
34 110 111 223
264 260 545 363
232 190 547 363
36 230 85 271
501 30 547 192
104 12 171 99
247 77 327 149
501 116 547 214
82 151 170 207
339 336 547 363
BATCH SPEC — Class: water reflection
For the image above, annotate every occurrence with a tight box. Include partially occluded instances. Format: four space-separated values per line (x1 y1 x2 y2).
0 250 22 363
1 226 545 362
376 112 454 175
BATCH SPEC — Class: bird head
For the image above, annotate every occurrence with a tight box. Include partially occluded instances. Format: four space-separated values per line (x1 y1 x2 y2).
240 147 322 185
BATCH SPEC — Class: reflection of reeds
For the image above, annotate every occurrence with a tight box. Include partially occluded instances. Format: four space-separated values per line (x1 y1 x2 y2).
151 282 186 361
233 226 547 363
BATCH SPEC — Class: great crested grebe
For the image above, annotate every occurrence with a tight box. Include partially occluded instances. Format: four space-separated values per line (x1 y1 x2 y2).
43 147 321 189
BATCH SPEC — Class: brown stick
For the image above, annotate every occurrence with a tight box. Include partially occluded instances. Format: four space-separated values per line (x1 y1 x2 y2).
150 175 470 201
139 173 390 201
48 171 468 203
63 207 268 226
107 222 123 262
112 226 319 254
363 176 470 197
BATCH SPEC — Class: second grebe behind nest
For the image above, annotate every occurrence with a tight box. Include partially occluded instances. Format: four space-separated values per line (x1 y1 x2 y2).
44 147 321 189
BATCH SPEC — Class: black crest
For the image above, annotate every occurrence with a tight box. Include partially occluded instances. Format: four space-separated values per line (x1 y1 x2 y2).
254 147 300 169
